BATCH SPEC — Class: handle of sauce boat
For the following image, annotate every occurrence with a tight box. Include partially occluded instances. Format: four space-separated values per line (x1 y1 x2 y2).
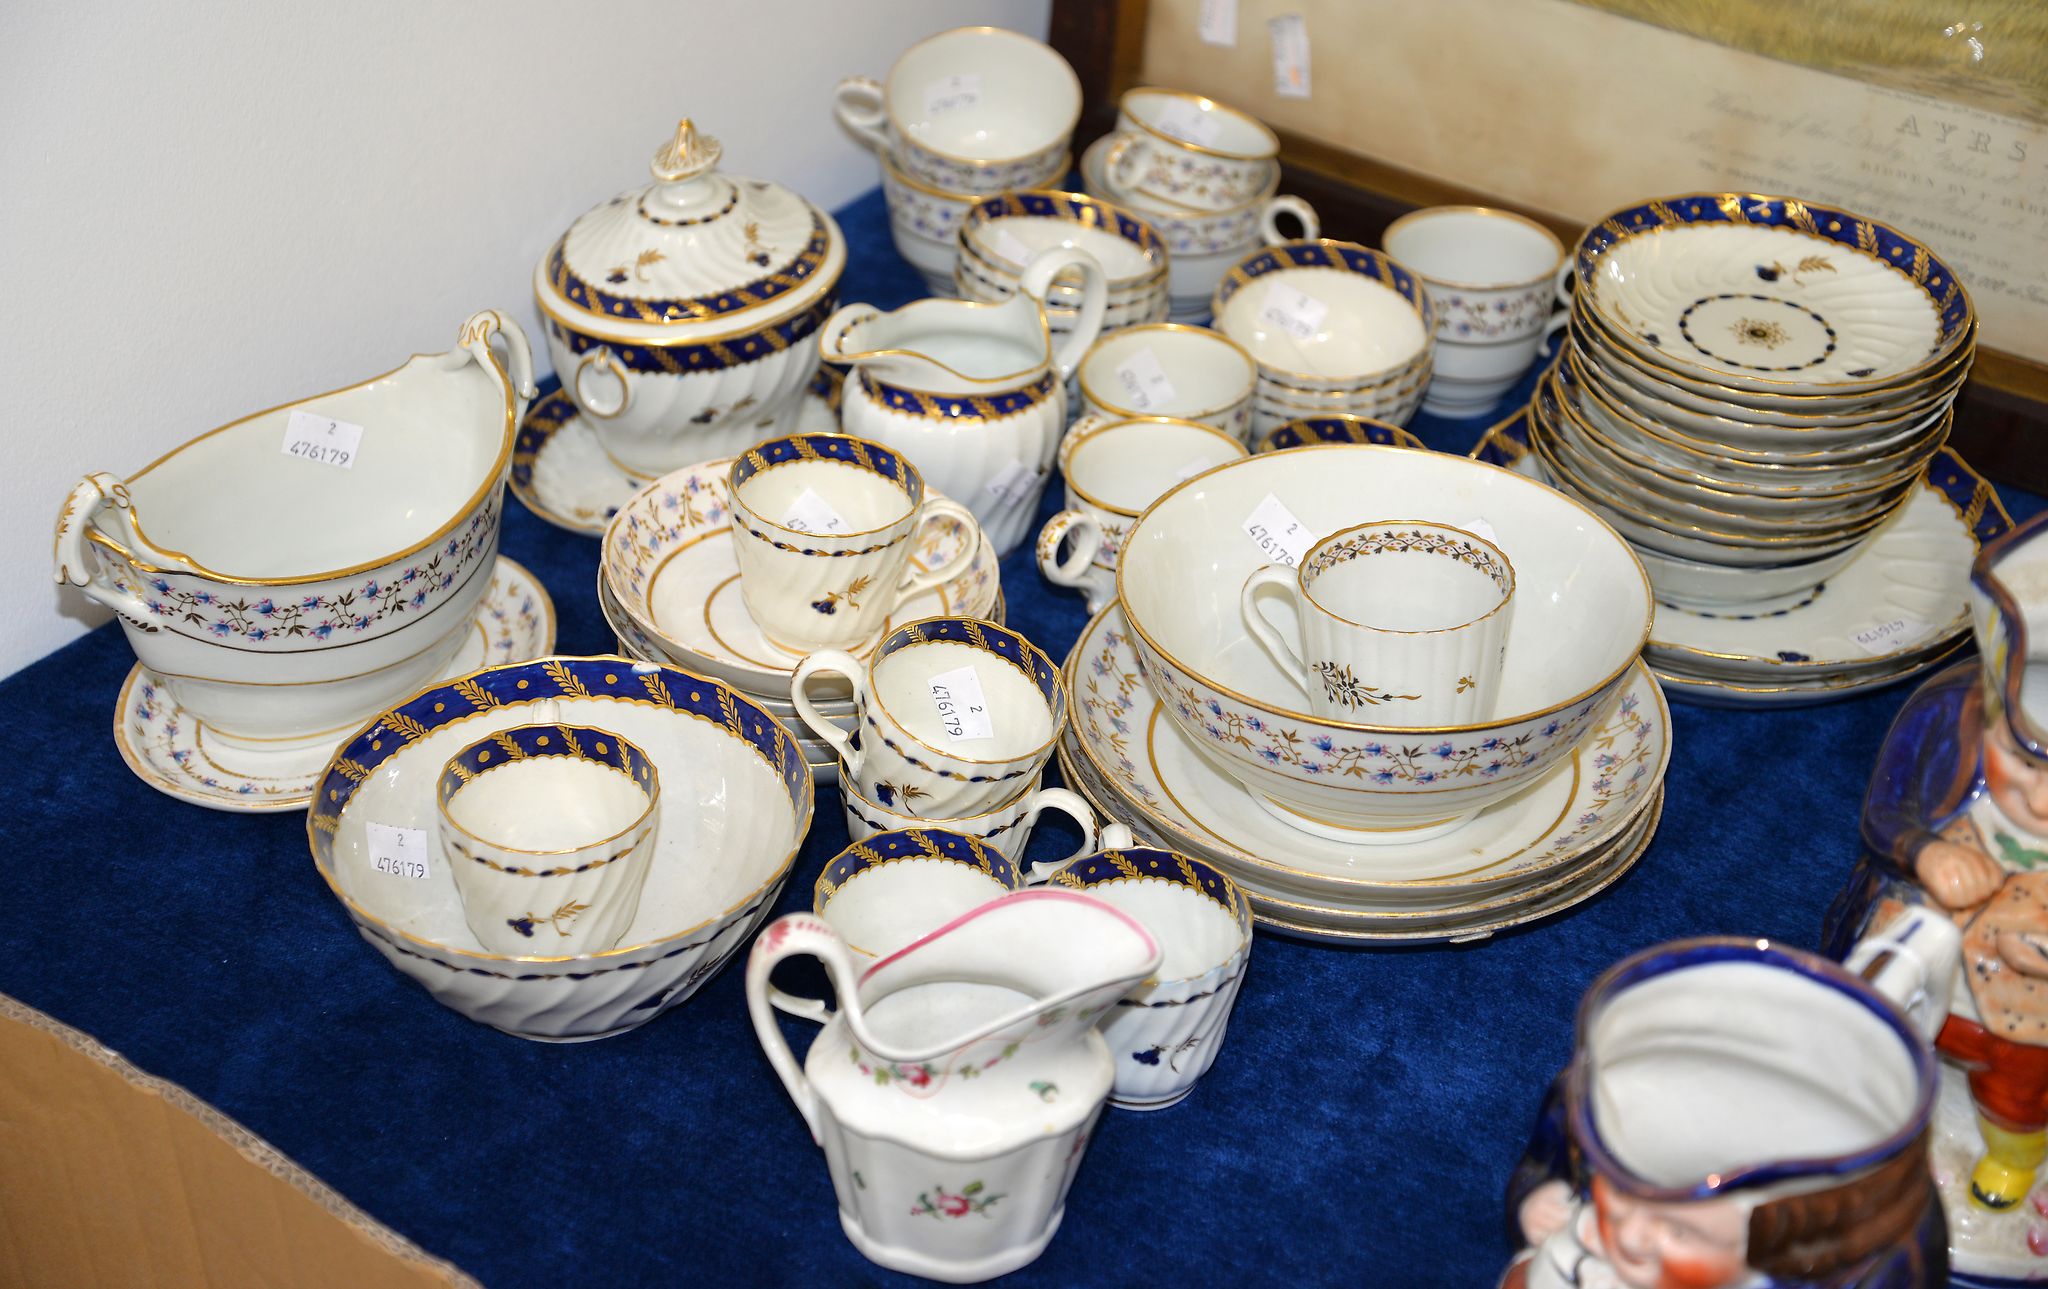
1014 789 1101 879
791 651 866 774
1240 565 1313 698
52 472 187 630
1020 248 1107 382
1036 510 1103 591
1258 195 1320 247
817 303 880 364
457 310 538 407
1845 904 1963 1043
573 348 630 419
832 76 890 155
898 499 980 598
747 914 867 1141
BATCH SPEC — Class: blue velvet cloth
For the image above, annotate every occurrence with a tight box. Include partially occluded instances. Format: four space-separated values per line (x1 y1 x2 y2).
6 188 2042 1287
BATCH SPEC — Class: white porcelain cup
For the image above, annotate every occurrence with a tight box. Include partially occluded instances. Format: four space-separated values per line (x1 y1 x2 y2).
833 27 1080 196
842 776 1102 865
792 615 1067 819
1105 87 1279 214
1039 415 1248 612
436 722 661 956
728 432 976 655
1241 520 1515 726
1075 323 1258 443
1382 206 1567 417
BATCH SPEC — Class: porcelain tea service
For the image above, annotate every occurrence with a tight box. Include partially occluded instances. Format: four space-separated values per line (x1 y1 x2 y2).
823 246 1106 556
953 190 1169 335
56 310 536 786
1075 322 1257 443
436 722 661 956
1241 520 1515 726
792 616 1066 820
532 118 846 476
1381 205 1566 417
726 433 977 655
1038 414 1249 613
1503 926 1953 1289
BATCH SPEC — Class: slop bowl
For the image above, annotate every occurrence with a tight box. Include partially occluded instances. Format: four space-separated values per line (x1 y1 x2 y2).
1115 446 1650 839
308 655 812 1042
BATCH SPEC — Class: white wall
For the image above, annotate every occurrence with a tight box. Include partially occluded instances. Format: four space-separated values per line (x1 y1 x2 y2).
0 0 1050 674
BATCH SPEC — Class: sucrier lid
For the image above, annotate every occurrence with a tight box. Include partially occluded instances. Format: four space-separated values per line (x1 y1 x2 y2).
537 119 843 338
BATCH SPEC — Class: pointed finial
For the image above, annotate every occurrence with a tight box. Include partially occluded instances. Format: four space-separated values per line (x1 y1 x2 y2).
651 118 722 183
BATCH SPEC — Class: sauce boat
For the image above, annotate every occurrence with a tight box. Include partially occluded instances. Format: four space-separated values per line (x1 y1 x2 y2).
55 310 535 755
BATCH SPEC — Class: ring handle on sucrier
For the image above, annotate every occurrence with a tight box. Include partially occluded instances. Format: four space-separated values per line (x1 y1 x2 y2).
574 348 630 419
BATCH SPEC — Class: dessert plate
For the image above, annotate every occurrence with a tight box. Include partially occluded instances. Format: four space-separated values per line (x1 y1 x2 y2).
114 557 557 813
600 460 1001 696
511 368 843 535
1573 196 1967 391
1473 411 2011 685
1061 605 1669 907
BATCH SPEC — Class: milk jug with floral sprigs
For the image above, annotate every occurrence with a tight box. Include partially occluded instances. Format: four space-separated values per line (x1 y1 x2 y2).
746 888 1159 1284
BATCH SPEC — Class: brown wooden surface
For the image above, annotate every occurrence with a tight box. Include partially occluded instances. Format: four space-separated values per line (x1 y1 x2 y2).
1049 0 2047 495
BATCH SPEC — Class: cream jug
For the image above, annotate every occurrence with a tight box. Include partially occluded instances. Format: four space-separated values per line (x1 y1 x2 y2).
822 247 1106 556
746 888 1159 1283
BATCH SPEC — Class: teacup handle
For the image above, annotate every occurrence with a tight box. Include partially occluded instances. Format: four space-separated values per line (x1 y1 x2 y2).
746 914 867 1142
832 76 890 154
1844 904 1963 1042
791 651 867 774
1240 565 1312 699
897 498 979 598
1550 257 1576 312
1258 195 1320 247
1037 510 1104 590
1011 788 1102 882
1020 248 1108 382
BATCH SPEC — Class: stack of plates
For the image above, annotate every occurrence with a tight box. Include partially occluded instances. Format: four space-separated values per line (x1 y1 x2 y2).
1540 192 1974 626
597 458 1005 784
1054 605 1670 942
1474 410 2012 707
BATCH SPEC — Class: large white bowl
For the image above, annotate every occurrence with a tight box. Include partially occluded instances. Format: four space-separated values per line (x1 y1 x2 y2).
1115 446 1651 835
308 655 812 1042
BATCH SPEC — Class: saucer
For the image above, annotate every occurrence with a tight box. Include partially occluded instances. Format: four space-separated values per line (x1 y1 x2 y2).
113 557 557 812
600 458 1002 697
1061 605 1670 908
1473 411 2010 700
511 369 844 536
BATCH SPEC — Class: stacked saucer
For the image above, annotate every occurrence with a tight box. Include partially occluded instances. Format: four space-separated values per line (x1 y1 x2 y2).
598 457 1004 784
1474 410 2011 707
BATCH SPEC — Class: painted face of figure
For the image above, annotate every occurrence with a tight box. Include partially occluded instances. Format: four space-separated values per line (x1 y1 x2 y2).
1591 1175 1750 1289
1985 717 2048 836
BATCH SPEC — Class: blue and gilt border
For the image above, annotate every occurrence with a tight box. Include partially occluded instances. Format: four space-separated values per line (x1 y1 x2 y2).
816 827 1020 902
546 217 832 325
1048 847 1252 932
732 432 915 493
309 657 810 850
964 191 1167 266
1215 241 1433 329
1255 416 1427 455
544 294 833 376
1570 194 1972 358
878 617 1063 714
438 722 657 806
859 369 1058 421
